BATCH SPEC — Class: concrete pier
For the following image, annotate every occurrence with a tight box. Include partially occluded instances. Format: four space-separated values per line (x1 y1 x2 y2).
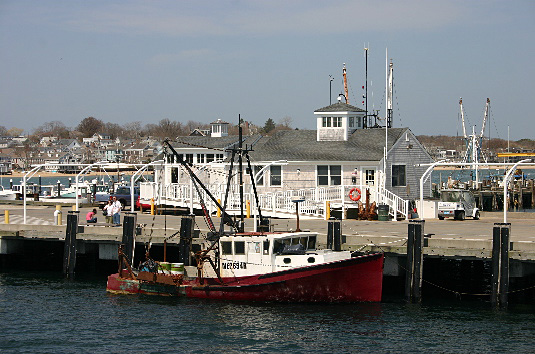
1 205 535 298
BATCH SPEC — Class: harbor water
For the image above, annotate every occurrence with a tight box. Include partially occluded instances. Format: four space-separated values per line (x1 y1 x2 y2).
1 271 535 353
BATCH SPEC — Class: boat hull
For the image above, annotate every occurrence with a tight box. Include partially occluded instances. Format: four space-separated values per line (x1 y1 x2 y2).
107 253 384 302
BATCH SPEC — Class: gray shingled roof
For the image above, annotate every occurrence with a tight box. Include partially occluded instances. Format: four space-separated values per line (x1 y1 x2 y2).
249 128 407 162
314 102 366 113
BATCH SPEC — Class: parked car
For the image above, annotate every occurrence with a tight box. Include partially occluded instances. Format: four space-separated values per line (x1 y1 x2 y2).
438 189 480 220
96 186 140 209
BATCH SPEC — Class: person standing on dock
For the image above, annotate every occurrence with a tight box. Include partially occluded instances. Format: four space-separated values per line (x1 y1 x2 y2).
111 196 122 225
103 200 113 224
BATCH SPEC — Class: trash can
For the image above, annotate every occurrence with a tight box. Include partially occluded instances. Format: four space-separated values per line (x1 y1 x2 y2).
377 204 389 221
33 193 39 201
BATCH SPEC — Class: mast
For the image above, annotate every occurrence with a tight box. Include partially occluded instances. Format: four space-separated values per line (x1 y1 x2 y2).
386 58 393 129
342 63 349 104
364 47 369 129
238 115 245 233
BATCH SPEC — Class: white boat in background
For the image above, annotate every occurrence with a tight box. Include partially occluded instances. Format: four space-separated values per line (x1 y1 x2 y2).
0 186 17 200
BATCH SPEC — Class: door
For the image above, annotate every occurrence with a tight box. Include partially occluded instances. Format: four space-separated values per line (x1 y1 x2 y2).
363 168 376 186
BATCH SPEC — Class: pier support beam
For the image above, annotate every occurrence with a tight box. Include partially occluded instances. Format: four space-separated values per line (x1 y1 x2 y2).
406 220 425 303
63 210 79 278
122 213 137 265
492 223 511 309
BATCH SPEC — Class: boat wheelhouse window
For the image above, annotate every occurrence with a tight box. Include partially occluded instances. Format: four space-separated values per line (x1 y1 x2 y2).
270 165 281 186
216 154 224 161
263 240 270 255
307 236 316 250
234 241 245 255
392 165 406 187
249 242 260 254
197 154 205 163
206 154 214 163
221 241 232 255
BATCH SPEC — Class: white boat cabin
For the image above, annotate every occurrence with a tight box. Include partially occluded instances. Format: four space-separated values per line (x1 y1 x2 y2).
211 232 352 278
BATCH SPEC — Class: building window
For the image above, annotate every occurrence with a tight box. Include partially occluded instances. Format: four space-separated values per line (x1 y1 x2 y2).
185 154 193 165
392 165 406 187
333 117 342 127
317 165 341 186
356 117 362 128
216 154 224 161
206 154 214 163
349 117 354 127
322 117 331 127
270 165 282 186
197 154 205 163
254 165 264 186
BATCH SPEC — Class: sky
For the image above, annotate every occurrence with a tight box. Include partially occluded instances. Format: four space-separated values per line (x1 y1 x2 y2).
0 0 534 140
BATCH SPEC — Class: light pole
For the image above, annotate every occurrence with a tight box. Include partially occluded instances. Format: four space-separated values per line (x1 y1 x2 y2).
503 159 531 223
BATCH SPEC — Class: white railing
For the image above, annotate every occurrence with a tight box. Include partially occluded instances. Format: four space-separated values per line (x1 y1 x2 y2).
140 182 409 220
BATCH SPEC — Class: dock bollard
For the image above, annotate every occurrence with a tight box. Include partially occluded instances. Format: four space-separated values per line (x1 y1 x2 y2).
325 201 331 220
4 210 9 224
217 199 221 218
246 200 251 218
150 198 155 216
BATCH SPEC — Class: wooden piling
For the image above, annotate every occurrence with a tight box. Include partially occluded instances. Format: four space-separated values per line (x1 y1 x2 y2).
491 223 511 309
63 211 79 278
179 215 194 266
406 220 425 303
121 213 137 266
327 218 341 251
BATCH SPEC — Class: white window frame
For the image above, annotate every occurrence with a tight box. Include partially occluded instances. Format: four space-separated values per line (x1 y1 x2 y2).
317 165 342 186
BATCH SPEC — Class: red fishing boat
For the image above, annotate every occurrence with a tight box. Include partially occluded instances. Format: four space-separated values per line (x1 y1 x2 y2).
107 231 383 302
106 122 384 302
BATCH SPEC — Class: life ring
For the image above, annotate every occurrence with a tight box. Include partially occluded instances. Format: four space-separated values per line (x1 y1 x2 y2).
349 187 361 201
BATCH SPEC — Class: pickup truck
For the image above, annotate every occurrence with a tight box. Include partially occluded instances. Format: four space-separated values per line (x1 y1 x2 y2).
437 189 480 221
95 186 140 209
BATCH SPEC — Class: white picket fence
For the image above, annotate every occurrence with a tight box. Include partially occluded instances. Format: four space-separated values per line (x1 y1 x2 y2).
140 182 409 220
